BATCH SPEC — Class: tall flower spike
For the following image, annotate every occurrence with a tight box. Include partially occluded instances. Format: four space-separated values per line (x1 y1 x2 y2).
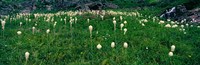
97 44 102 49
111 42 115 48
89 25 93 38
20 22 22 27
32 27 35 34
171 45 175 52
120 23 124 30
25 52 30 61
17 31 22 35
1 20 6 30
168 52 173 57
113 20 116 31
124 28 127 35
87 19 90 23
46 29 50 34
123 42 128 48
120 16 123 21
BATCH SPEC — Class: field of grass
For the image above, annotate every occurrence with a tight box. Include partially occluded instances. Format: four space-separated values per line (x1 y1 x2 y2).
0 10 200 65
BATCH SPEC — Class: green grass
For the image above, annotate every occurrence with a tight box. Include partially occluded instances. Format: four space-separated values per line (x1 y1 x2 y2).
0 10 200 65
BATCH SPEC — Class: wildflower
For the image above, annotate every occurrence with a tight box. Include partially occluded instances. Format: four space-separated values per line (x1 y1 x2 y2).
165 24 171 28
89 25 93 37
172 24 178 28
124 21 127 25
123 42 128 48
1 20 6 30
124 28 127 35
101 15 104 20
181 25 184 28
171 45 175 52
120 23 124 30
159 20 165 24
87 19 90 23
17 31 22 35
20 22 22 27
168 52 173 57
111 42 115 48
113 20 116 31
32 27 35 34
120 16 123 21
25 52 30 61
142 23 145 26
97 44 102 49
46 29 50 34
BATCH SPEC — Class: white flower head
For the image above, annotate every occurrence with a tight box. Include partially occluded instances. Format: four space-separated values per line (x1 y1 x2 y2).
171 45 175 52
32 27 36 34
111 42 115 48
89 25 93 33
159 20 165 24
46 29 50 34
17 31 22 35
113 20 116 31
124 28 127 35
120 16 123 21
97 44 102 49
87 19 90 23
25 52 30 61
1 20 6 30
120 23 124 30
172 24 178 28
101 15 104 20
124 21 127 25
123 42 128 48
168 52 173 57
20 22 22 26
165 24 171 28
142 23 145 26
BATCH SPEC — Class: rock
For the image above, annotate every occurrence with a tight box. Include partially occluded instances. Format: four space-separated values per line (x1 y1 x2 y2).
160 5 200 23
104 3 118 9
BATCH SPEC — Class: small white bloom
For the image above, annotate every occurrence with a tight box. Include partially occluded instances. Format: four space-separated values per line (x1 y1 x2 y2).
142 23 145 26
89 25 93 33
159 20 165 24
124 28 127 35
97 44 102 49
120 16 123 21
190 25 193 27
168 52 173 57
184 32 187 34
171 45 175 52
17 31 22 35
20 22 22 26
25 52 30 61
165 24 171 28
172 24 178 28
46 29 50 34
111 42 115 48
143 19 148 23
186 24 189 27
101 15 104 20
32 27 36 33
123 42 128 48
113 17 116 20
197 26 200 28
113 20 116 31
1 20 6 30
87 19 90 23
124 21 127 25
167 19 171 22
181 25 184 28
120 23 124 30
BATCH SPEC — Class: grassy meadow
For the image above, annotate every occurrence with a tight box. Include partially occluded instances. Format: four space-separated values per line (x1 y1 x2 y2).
0 10 200 65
